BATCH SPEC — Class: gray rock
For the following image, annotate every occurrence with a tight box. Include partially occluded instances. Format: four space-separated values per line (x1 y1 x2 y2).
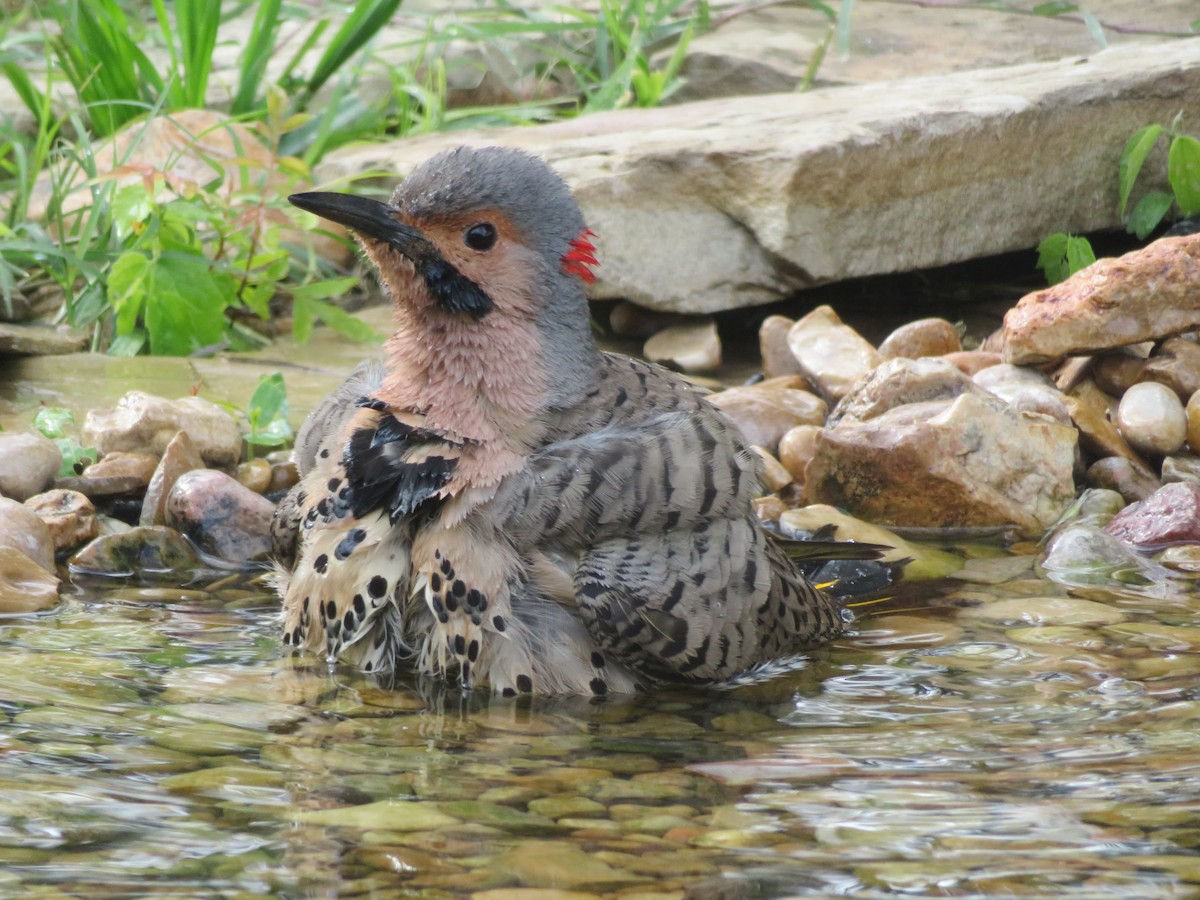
807 392 1078 536
0 322 88 356
315 40 1200 312
165 470 274 562
829 356 979 427
0 497 56 571
68 526 200 577
84 391 241 468
0 431 61 501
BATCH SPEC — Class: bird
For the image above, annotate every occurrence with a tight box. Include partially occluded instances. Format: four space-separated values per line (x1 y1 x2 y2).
271 145 889 696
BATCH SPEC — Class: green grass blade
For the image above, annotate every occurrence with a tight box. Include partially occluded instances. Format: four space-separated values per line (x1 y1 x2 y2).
304 0 403 99
231 0 284 115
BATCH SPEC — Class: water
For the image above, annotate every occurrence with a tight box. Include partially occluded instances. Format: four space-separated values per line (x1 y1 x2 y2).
2 558 1199 898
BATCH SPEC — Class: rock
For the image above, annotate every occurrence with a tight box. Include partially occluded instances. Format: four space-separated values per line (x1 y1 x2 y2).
24 490 98 552
786 306 882 402
1006 388 1072 428
1086 456 1162 504
758 315 804 380
165 470 274 562
268 460 299 494
293 800 460 831
56 450 159 498
236 459 273 494
959 595 1125 627
1002 232 1200 365
877 317 961 360
1093 350 1147 397
0 547 60 613
943 350 1002 377
0 322 89 356
84 392 241 468
1164 455 1200 485
707 377 826 452
608 302 686 339
805 392 1077 536
1064 381 1155 473
751 446 792 492
1187 390 1200 455
1117 381 1187 456
1106 482 1200 548
0 497 55 571
0 431 61 501
777 504 963 581
642 320 721 374
1041 524 1151 582
1140 337 1200 399
68 525 199 577
972 363 1055 400
495 842 646 891
140 431 207 527
315 41 1200 313
778 424 821 483
828 356 980 427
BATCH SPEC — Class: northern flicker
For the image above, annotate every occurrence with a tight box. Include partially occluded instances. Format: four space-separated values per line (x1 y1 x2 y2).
272 145 889 695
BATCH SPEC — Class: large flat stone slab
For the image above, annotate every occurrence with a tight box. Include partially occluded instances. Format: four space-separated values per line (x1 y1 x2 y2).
317 40 1200 313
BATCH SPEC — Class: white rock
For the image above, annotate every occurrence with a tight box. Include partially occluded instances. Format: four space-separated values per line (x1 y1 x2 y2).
84 392 242 468
642 320 721 374
1118 382 1187 456
786 306 882 402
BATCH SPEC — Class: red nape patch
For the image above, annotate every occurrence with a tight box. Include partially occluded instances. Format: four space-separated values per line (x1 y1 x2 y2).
561 228 599 284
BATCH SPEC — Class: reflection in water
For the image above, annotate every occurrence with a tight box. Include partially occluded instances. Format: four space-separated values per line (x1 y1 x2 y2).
0 560 1198 897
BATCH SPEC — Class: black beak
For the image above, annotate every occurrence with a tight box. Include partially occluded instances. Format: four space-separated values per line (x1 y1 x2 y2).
288 191 494 319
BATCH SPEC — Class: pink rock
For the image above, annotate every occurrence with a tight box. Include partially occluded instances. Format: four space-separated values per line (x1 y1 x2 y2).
1105 481 1200 548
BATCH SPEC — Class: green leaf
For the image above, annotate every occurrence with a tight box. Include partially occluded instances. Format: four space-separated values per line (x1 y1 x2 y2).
1127 190 1174 239
1036 232 1094 285
55 438 98 477
110 183 154 242
1118 124 1163 218
1168 134 1200 217
33 407 75 440
108 331 147 356
248 372 289 426
143 253 234 354
1064 234 1096 275
108 251 151 336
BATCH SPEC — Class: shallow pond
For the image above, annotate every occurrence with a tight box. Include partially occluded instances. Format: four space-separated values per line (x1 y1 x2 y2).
2 552 1200 898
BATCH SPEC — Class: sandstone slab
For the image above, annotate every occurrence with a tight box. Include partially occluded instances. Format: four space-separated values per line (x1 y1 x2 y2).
807 393 1077 535
316 41 1200 312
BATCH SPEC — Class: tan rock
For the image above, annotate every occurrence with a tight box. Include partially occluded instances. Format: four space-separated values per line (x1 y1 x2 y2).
0 497 55 571
0 547 59 614
758 315 804 380
943 350 1002 377
751 446 792 492
1002 232 1200 365
1064 381 1154 474
707 377 827 453
84 392 241 468
24 490 98 552
1093 350 1146 396
642 320 721 374
1117 382 1187 457
778 425 821 483
786 306 883 402
140 431 207 527
59 450 159 498
805 392 1077 536
877 317 961 360
1142 336 1200 399
1189 389 1200 455
828 356 980 427
236 459 273 495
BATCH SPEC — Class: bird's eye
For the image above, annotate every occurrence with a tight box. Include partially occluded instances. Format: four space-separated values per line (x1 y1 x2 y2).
464 223 497 251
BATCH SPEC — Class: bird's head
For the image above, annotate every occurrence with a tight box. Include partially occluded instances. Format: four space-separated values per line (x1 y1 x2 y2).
289 145 598 327
289 146 602 438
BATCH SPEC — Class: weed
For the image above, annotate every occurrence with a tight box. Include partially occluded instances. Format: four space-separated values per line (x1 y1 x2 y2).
1036 232 1096 285
1119 113 1200 239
